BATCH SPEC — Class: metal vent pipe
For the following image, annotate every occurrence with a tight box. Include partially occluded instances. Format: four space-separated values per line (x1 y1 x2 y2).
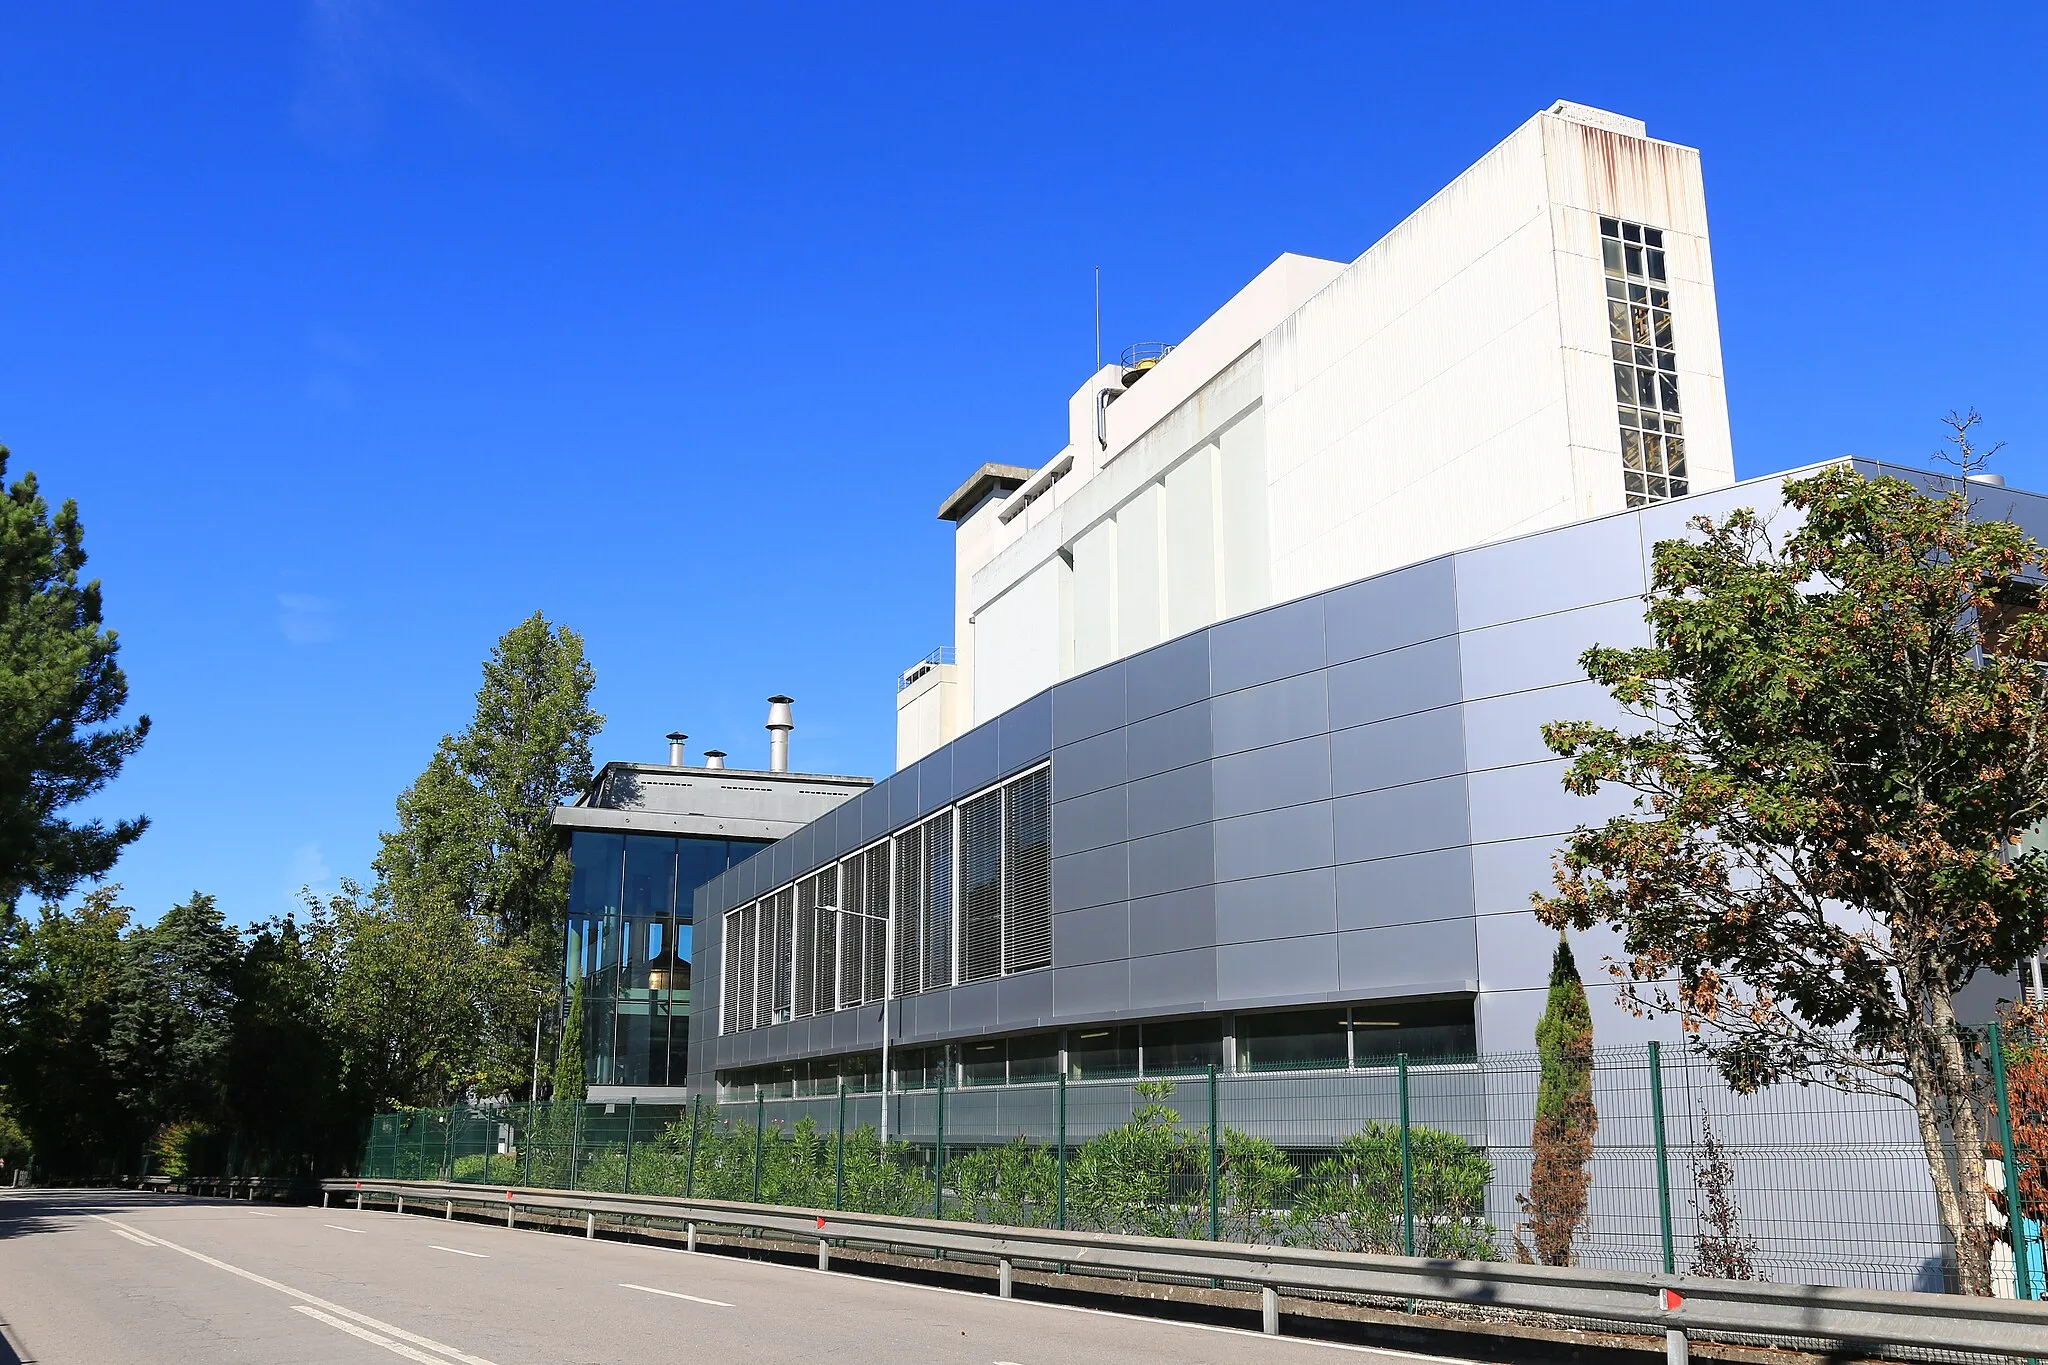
666 731 688 766
702 749 727 770
766 695 794 773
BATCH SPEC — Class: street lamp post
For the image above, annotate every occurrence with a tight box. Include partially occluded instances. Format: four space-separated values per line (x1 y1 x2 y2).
836 906 893 1147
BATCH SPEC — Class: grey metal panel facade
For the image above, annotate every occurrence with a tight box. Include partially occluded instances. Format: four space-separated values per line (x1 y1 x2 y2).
686 464 2048 1092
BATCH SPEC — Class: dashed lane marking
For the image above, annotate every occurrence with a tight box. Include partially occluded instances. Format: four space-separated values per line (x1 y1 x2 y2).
619 1282 733 1307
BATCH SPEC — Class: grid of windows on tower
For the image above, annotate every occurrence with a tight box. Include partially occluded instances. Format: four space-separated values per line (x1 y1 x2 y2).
1601 216 1688 507
719 765 1051 1034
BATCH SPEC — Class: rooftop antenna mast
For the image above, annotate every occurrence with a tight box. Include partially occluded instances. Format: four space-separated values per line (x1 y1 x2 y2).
1094 265 1102 373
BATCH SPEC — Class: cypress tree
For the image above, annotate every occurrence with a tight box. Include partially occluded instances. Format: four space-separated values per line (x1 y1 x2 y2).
551 977 587 1103
1515 932 1597 1265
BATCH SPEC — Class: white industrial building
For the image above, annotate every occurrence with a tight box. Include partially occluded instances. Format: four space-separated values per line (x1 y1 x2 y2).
899 100 1732 769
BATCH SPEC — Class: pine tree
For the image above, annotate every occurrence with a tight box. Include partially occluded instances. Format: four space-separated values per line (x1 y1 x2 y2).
0 447 149 910
1516 933 1597 1265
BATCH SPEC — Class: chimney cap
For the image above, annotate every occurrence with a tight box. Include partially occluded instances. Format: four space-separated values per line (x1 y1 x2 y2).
702 748 727 757
766 696 795 731
665 730 688 741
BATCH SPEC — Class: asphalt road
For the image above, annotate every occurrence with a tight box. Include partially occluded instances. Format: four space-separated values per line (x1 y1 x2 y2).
0 1189 1489 1365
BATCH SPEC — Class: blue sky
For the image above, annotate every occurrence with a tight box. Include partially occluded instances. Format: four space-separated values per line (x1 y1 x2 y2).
4 2 2043 926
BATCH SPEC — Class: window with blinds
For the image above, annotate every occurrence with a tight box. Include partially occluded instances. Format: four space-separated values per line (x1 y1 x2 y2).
733 901 757 1033
1003 767 1052 972
859 847 888 1002
836 851 869 1009
807 865 838 1017
960 790 1004 983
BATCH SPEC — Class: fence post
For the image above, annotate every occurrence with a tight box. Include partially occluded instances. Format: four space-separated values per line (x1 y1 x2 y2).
751 1092 765 1202
1056 1068 1068 1231
1990 1020 2034 1300
1649 1040 1676 1276
571 1103 583 1188
1398 1053 1415 1258
624 1098 636 1196
1208 1064 1221 1242
934 1064 949 1222
684 1094 701 1199
835 1079 847 1212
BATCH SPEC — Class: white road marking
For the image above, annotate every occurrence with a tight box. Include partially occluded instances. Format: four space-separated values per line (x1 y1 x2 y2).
292 1305 453 1365
92 1217 498 1365
325 1224 368 1234
108 1226 155 1247
431 1245 489 1258
620 1282 732 1307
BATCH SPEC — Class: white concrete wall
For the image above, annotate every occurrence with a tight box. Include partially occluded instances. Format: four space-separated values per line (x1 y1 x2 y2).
910 102 1736 760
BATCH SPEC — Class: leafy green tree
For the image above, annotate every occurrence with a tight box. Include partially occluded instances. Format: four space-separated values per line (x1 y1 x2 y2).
1534 438 2048 1295
224 908 348 1174
1514 934 1596 1265
458 612 601 954
0 886 131 1170
103 892 240 1135
0 448 149 911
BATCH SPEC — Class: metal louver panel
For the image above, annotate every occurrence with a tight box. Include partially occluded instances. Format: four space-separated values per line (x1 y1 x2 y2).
793 877 818 1018
891 828 923 998
922 810 955 994
959 790 1003 983
813 866 839 1015
736 902 757 1031
862 848 889 1003
768 888 794 1023
835 862 863 1010
721 908 743 1034
1004 767 1053 973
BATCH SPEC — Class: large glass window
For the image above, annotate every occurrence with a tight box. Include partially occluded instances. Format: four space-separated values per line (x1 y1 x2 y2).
1600 216 1689 507
1143 1018 1225 1075
1350 998 1477 1063
1236 1008 1349 1073
961 1037 1007 1087
1067 1024 1139 1080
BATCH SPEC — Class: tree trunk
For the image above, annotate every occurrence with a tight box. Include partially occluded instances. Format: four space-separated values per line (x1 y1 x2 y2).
1900 965 1992 1295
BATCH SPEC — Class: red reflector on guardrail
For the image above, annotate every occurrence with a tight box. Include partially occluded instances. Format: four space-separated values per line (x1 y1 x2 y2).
1662 1289 1684 1310
816 1216 826 1229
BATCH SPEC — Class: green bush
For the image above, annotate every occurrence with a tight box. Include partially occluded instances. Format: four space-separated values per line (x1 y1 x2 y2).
947 1138 1056 1227
451 1152 520 1184
1066 1080 1207 1239
1292 1122 1497 1259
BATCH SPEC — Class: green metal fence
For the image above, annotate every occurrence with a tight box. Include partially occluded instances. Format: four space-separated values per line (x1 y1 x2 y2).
357 1039 2046 1299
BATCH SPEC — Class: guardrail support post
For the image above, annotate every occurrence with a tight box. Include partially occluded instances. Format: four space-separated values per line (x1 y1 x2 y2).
586 1212 595 1239
686 1221 697 1253
1649 1040 1676 1276
1261 1285 1279 1336
1667 1327 1688 1365
397 1195 404 1215
507 1198 515 1229
685 1094 702 1200
999 1257 1013 1298
818 1238 830 1271
1990 1020 2035 1300
355 1191 363 1211
322 1191 329 1208
445 1198 452 1220
1398 1053 1415 1258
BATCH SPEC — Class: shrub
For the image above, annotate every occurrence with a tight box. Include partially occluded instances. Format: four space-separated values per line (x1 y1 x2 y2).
1293 1122 1497 1259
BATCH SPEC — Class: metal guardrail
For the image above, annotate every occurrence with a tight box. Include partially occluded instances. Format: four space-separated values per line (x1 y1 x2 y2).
324 1178 2048 1359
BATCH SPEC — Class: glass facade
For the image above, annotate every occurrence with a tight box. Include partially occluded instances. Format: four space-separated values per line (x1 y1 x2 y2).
566 830 766 1088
